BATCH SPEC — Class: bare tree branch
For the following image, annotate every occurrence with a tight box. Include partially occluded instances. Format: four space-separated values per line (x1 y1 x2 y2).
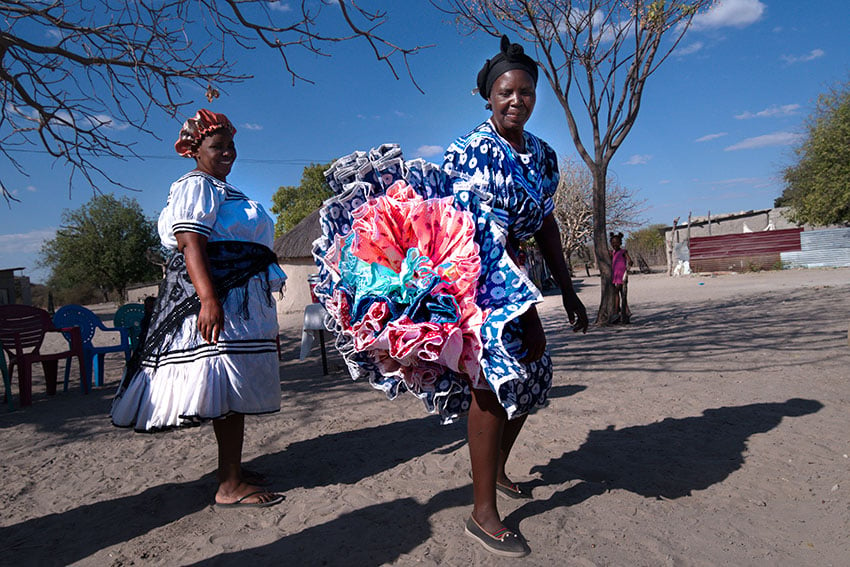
436 0 710 322
553 157 646 264
0 0 427 203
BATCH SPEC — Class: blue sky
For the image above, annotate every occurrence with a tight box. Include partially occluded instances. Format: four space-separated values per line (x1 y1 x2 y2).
2 0 848 284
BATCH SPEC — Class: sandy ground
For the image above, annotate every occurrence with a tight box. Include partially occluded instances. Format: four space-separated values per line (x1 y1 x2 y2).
1 268 849 566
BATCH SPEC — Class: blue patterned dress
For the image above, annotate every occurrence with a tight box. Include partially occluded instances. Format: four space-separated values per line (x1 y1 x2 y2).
313 120 558 423
442 119 559 419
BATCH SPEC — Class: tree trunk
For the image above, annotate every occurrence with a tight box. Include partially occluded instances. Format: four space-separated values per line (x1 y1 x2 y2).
591 163 617 324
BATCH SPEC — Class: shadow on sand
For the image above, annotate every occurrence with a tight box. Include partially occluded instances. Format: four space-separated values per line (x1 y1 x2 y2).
506 398 823 527
0 394 821 567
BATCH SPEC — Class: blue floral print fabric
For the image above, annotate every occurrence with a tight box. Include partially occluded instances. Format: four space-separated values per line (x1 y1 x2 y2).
312 122 558 423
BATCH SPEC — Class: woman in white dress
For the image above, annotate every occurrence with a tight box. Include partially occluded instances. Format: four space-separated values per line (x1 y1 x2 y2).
111 109 286 508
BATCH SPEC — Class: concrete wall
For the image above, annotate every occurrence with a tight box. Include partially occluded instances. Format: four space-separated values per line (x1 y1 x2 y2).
126 283 160 304
0 271 31 305
0 271 14 304
665 208 798 243
276 258 320 318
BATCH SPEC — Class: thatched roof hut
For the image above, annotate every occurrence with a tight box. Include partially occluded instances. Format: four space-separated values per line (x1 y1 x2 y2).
273 208 322 260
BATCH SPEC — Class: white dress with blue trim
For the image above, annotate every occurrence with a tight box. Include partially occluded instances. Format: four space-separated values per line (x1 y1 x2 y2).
110 171 286 431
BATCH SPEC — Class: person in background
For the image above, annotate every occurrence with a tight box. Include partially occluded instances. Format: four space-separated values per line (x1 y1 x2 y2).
610 232 633 324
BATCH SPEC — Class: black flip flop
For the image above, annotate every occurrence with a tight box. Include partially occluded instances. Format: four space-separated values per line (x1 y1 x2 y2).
215 491 284 509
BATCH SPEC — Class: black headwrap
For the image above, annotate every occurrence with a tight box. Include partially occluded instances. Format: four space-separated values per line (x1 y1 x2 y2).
476 35 538 100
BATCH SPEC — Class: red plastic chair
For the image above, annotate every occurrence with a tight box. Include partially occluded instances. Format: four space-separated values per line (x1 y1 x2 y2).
0 305 86 407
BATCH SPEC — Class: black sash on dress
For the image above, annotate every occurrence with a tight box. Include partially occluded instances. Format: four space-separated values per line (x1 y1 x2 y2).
117 241 278 393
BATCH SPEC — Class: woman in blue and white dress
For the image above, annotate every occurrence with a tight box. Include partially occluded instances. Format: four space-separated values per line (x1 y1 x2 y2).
111 109 286 509
313 37 589 557
442 36 589 556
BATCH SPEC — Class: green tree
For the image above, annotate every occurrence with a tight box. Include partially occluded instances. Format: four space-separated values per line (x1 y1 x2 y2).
40 194 161 302
777 81 850 226
271 163 333 236
625 224 666 266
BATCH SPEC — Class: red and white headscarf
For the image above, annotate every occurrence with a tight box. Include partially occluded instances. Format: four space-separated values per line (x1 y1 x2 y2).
174 109 237 157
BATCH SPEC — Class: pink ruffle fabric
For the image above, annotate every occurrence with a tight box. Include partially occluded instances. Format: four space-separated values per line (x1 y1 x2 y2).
323 181 485 392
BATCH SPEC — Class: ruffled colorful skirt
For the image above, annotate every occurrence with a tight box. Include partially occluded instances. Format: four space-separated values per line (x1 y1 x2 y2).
313 144 552 424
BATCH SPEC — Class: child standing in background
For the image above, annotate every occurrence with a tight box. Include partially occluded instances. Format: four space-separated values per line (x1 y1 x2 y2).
610 232 633 324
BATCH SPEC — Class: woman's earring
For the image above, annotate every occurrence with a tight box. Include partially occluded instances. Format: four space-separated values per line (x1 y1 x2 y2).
485 102 492 110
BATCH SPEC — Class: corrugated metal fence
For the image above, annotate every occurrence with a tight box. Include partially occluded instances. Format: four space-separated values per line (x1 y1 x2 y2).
689 228 803 272
781 227 850 268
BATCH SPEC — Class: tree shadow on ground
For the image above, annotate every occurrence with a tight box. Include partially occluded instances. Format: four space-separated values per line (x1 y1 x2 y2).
506 398 823 527
543 287 849 376
244 414 465 491
0 413 465 566
0 478 212 566
185 486 470 567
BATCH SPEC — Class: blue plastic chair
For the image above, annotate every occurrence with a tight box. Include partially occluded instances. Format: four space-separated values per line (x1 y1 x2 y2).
53 305 133 389
114 303 146 352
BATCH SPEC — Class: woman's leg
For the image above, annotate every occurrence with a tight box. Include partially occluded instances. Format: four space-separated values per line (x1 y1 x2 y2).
213 413 278 504
497 413 528 485
612 283 621 315
468 386 506 533
621 282 631 320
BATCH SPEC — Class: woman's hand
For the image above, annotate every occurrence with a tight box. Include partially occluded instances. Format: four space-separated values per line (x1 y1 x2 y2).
198 298 224 344
519 305 546 363
563 288 589 334
175 231 223 344
534 214 589 334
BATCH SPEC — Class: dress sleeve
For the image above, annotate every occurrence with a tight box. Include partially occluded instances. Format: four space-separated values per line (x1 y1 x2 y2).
442 134 501 190
165 175 220 239
539 141 559 218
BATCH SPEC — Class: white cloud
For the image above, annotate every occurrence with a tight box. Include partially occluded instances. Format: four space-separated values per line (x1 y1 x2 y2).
242 123 264 131
269 1 292 12
724 132 803 151
88 113 129 131
0 228 56 254
659 179 672 185
25 185 37 192
734 104 800 120
676 42 704 56
695 132 728 143
624 154 652 165
781 49 825 64
415 145 444 158
689 0 765 31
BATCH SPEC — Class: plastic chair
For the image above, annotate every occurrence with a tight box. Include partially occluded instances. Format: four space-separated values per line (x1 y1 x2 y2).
1 339 11 410
0 305 86 406
300 303 329 375
53 304 133 389
114 303 146 352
